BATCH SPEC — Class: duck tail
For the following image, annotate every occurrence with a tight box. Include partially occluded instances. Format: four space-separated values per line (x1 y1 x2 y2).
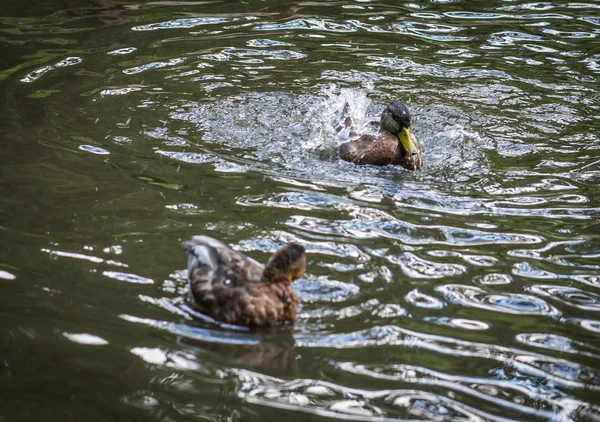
181 236 223 277
261 243 306 284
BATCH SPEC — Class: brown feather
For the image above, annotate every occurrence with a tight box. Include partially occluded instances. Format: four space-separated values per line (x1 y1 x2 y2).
340 131 422 170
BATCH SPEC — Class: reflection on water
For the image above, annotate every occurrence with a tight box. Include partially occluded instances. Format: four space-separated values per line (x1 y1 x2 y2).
1 0 600 421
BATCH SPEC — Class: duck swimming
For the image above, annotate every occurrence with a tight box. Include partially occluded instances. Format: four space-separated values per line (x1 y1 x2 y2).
182 236 306 327
339 102 423 171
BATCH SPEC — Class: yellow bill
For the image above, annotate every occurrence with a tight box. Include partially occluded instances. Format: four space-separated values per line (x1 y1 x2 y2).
398 127 419 154
399 127 418 155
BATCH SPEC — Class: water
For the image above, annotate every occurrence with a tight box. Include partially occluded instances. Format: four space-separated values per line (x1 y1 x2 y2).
1 0 599 420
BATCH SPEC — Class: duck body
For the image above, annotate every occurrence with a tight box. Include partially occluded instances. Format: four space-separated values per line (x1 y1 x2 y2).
340 131 422 170
182 236 306 327
339 101 423 171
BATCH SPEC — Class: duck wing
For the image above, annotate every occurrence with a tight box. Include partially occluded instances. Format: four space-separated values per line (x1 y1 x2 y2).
334 102 380 138
333 102 354 134
182 236 263 306
340 133 399 166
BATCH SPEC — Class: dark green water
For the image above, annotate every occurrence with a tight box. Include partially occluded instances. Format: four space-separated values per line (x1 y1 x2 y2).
1 0 600 420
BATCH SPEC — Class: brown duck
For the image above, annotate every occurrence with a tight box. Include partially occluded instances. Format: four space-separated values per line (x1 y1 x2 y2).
182 236 306 327
340 102 423 171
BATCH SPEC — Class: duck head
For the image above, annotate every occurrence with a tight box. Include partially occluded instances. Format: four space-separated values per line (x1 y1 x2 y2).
380 102 419 156
263 243 306 283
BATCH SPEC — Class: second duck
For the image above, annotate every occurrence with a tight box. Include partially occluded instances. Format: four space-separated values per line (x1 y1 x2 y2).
182 236 306 327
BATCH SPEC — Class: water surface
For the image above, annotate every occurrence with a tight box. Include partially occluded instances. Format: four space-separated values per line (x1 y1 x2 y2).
1 0 600 420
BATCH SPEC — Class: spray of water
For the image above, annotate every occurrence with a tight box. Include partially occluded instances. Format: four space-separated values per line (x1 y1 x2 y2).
165 85 490 186
303 85 374 153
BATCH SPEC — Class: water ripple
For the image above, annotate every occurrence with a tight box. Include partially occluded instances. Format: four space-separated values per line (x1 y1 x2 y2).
295 274 360 304
284 211 544 247
63 332 108 346
0 270 17 281
436 284 560 316
527 284 600 311
405 289 446 309
156 149 248 173
388 252 466 279
102 271 154 285
425 317 490 331
337 362 567 420
516 333 600 358
132 17 237 31
200 47 306 62
512 262 559 279
20 56 82 83
123 57 186 75
255 18 356 33
236 368 522 422
297 324 600 390
78 144 110 155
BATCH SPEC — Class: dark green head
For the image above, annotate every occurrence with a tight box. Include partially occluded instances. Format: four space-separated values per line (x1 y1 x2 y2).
381 102 411 133
380 102 418 155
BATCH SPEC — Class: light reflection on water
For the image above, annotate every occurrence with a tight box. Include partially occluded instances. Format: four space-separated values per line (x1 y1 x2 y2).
1 0 600 421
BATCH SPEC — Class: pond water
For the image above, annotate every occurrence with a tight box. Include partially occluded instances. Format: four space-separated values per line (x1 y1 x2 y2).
1 0 600 420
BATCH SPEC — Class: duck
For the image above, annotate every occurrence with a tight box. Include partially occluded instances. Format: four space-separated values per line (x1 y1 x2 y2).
339 102 423 171
182 236 306 327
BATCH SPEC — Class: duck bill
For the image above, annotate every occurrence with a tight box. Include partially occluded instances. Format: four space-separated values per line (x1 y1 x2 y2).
399 127 418 155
